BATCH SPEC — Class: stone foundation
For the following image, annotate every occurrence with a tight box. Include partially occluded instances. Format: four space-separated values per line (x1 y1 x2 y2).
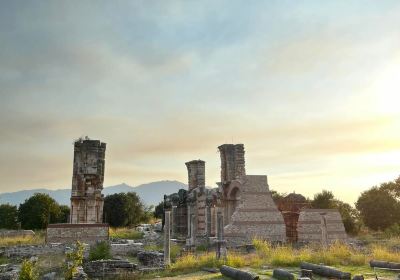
0 230 35 239
297 209 347 244
224 175 286 244
83 260 137 279
46 223 109 244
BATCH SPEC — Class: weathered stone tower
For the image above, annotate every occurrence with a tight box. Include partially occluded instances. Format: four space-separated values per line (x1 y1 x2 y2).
185 160 205 191
218 144 246 183
70 138 106 224
218 143 286 244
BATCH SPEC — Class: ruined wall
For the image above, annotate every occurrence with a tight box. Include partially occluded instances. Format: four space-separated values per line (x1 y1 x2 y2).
223 175 286 244
46 223 109 244
218 144 245 183
185 160 205 191
297 209 347 244
0 230 35 239
70 138 106 224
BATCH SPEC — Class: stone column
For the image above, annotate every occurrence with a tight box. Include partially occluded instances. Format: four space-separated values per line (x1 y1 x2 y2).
164 211 171 266
171 205 177 239
320 214 328 249
190 213 196 246
206 205 212 237
216 212 227 260
187 206 191 239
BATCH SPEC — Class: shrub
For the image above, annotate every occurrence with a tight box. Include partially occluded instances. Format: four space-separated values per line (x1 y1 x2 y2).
64 241 84 280
0 256 9 265
19 259 39 280
89 241 112 261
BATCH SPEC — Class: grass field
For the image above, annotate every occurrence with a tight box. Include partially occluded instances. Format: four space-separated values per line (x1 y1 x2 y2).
144 238 400 279
0 231 45 247
109 227 144 240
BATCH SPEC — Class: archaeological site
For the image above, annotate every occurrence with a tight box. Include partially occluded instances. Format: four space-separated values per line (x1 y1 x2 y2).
164 143 347 248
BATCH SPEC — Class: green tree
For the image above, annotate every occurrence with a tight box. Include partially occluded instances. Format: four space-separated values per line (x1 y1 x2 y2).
103 192 147 227
57 205 70 223
311 190 336 209
0 204 18 229
356 186 400 230
336 201 360 235
312 190 360 234
18 193 61 230
153 201 164 219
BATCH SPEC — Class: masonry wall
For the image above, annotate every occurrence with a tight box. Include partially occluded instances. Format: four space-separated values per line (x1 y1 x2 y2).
70 138 106 224
297 209 347 244
46 224 109 244
185 160 205 191
218 144 245 183
223 175 286 244
0 230 35 239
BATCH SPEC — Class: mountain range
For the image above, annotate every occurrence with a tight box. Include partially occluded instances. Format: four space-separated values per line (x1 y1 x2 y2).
0 181 187 207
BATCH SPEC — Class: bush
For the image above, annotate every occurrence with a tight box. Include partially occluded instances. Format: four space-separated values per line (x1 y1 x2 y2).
89 241 112 261
385 223 400 237
64 241 84 280
19 259 38 280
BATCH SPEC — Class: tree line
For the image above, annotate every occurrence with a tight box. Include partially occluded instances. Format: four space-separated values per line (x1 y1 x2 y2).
273 175 400 235
2 176 400 233
0 192 153 230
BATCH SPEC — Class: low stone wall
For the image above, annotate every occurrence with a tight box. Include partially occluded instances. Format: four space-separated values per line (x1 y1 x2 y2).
0 230 35 239
137 251 164 267
83 260 137 279
297 209 347 244
0 244 66 258
110 243 143 256
46 223 109 244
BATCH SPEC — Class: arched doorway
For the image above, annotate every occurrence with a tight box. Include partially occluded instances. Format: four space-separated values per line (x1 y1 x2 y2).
226 187 241 225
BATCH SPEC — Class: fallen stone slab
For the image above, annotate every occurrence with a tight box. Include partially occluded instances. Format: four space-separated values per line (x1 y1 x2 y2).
220 265 259 280
272 268 295 280
300 262 351 279
370 260 400 270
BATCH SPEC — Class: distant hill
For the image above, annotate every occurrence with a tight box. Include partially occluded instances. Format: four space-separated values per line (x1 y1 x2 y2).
0 180 187 207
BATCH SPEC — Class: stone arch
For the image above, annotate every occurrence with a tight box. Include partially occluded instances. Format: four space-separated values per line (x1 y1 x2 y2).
225 184 242 225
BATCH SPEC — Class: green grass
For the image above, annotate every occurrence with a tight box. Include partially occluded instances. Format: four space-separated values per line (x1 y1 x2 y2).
0 256 9 265
144 244 182 261
109 228 144 240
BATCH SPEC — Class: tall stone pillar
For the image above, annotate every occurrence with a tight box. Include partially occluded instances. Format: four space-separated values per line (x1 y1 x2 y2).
206 206 212 237
187 206 191 239
190 213 196 246
185 160 205 191
320 214 328 248
171 205 177 239
216 212 227 260
164 211 171 266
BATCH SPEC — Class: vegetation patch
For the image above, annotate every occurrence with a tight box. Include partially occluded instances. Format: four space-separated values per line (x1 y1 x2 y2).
0 232 45 247
89 241 112 261
109 227 144 240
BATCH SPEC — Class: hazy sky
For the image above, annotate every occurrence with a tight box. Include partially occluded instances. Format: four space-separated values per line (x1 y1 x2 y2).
1 1 399 204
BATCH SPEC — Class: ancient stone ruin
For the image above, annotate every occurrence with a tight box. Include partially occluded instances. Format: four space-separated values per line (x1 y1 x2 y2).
297 209 347 245
46 137 109 244
70 138 106 224
164 143 347 247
